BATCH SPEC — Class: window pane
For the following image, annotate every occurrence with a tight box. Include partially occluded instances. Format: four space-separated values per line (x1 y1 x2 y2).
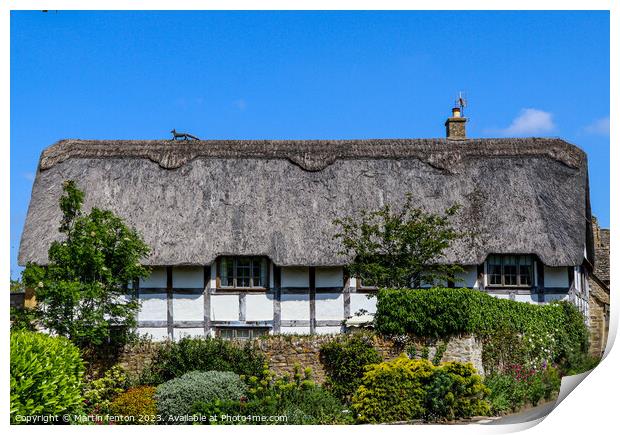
219 329 233 339
519 264 532 286
236 329 250 339
221 258 232 287
237 258 251 287
489 263 502 286
252 259 261 287
260 258 268 287
503 256 516 286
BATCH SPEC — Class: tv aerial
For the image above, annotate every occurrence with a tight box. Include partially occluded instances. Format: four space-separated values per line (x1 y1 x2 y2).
455 91 467 116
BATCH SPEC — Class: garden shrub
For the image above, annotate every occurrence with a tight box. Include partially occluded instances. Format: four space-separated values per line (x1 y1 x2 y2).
108 386 157 424
192 365 350 425
10 307 38 332
351 355 435 423
10 331 85 423
156 371 246 423
484 365 561 415
351 356 490 423
375 288 591 373
140 337 265 385
319 332 382 402
424 362 489 421
83 365 129 413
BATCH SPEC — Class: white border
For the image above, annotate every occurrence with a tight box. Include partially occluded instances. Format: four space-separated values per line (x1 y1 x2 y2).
2 2 616 434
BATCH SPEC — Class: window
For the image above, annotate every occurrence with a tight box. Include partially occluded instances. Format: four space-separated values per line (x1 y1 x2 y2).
216 327 269 340
486 255 533 287
219 257 268 288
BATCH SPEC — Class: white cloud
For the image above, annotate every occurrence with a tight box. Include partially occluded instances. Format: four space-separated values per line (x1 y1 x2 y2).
584 117 609 136
496 108 556 136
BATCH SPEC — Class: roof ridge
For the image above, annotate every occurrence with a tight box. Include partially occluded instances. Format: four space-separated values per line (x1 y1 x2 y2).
39 137 586 172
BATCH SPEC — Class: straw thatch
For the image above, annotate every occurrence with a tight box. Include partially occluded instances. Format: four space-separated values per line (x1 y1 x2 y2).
19 138 592 267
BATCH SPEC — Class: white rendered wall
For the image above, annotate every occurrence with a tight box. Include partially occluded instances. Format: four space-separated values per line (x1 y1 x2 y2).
138 293 167 321
211 294 239 321
514 294 538 304
455 266 478 288
172 293 204 321
281 293 310 320
281 267 309 287
245 294 274 321
280 326 311 335
138 327 168 341
209 263 217 289
544 266 569 288
173 266 204 288
544 293 569 303
175 328 205 339
140 267 167 288
315 293 344 320
350 293 377 315
315 326 343 334
316 267 344 288
488 293 510 300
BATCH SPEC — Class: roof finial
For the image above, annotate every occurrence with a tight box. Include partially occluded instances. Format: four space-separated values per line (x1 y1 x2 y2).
170 129 200 141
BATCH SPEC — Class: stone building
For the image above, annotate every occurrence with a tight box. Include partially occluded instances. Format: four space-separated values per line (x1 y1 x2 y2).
19 109 595 340
588 217 610 356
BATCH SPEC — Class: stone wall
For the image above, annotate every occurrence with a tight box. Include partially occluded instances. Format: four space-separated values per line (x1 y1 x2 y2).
589 281 610 357
256 334 484 383
588 217 610 357
93 334 484 382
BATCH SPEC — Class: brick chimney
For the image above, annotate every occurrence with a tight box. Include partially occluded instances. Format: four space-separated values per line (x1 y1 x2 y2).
445 106 467 139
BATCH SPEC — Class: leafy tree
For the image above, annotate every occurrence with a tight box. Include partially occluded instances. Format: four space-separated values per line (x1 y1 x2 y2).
22 180 150 349
333 194 464 288
10 279 24 293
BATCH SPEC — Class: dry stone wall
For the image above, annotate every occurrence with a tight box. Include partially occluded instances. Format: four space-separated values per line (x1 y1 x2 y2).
254 334 483 383
94 334 484 383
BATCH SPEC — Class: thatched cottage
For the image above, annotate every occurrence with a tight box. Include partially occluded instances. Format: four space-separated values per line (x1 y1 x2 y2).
19 110 594 340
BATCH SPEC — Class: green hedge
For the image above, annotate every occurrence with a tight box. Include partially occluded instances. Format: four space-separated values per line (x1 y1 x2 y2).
10 331 85 423
374 288 589 372
319 333 382 403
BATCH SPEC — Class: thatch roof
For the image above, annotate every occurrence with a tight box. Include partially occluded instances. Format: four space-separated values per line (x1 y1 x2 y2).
19 138 592 268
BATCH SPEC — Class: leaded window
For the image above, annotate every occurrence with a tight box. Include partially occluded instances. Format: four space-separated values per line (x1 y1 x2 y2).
216 327 269 340
486 255 533 287
219 256 268 288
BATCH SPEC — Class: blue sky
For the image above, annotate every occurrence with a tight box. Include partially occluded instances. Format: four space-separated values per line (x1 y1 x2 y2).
10 11 610 279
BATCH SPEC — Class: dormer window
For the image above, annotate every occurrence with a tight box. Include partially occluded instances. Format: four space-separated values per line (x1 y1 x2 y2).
487 255 533 287
218 256 268 289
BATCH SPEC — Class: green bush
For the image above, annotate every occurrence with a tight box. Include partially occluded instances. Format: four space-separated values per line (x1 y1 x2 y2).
156 371 246 423
351 355 435 423
108 386 157 424
10 307 38 332
83 365 129 413
424 362 490 421
10 331 85 423
375 288 590 373
351 355 489 423
192 365 350 425
319 333 382 402
140 337 265 385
